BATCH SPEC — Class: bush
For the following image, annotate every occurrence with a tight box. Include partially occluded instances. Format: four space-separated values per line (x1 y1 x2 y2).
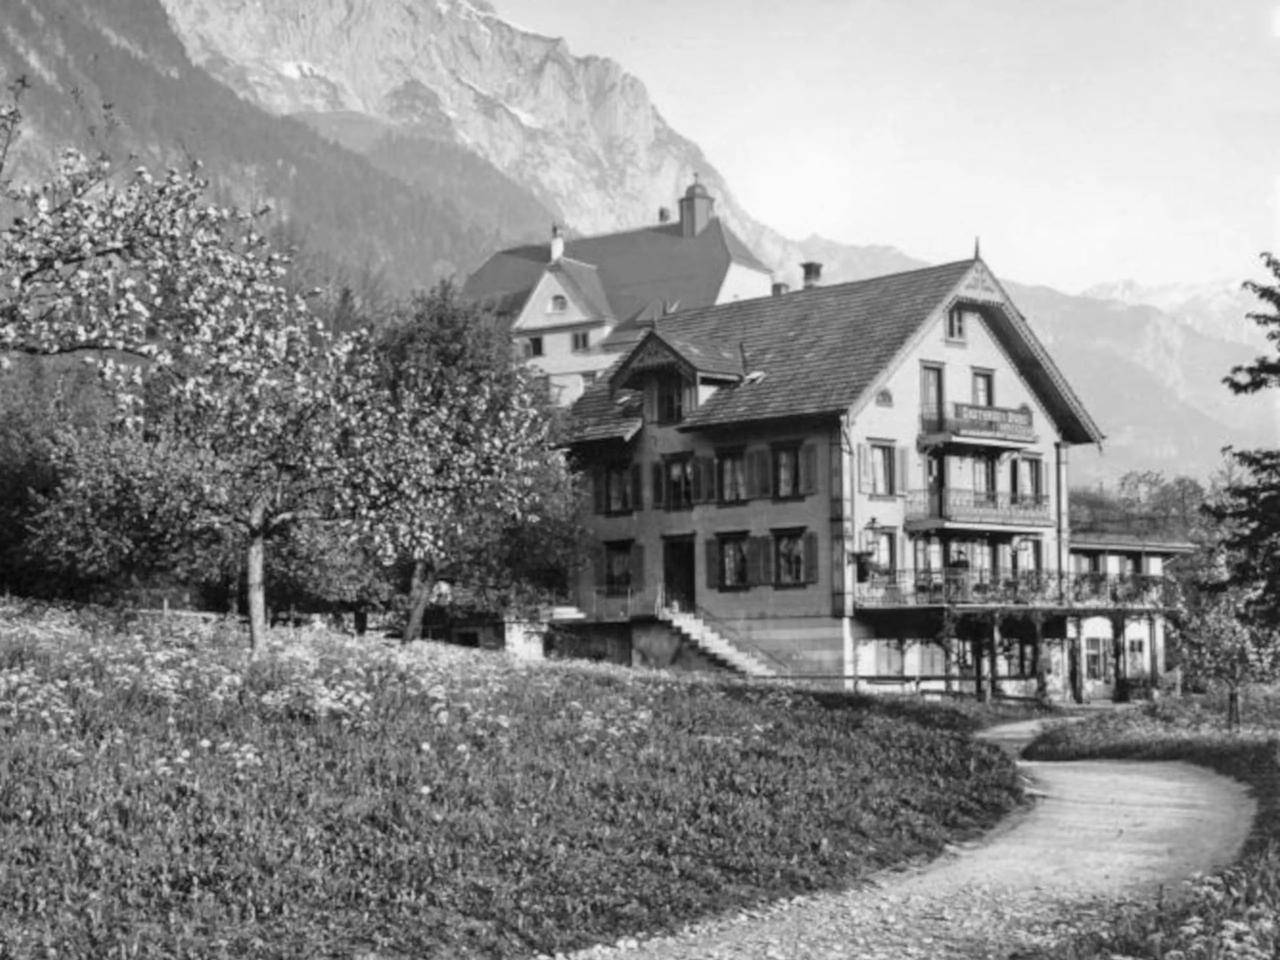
1020 704 1280 959
0 602 1023 959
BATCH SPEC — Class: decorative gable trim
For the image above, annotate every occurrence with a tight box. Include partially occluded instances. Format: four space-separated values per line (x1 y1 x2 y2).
610 332 696 390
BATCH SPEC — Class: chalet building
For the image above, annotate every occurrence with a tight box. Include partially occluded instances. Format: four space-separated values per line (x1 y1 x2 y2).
462 177 773 406
557 255 1190 703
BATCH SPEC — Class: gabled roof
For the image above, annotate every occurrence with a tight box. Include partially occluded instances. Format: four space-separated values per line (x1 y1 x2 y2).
461 217 771 330
562 259 1105 445
549 258 612 320
610 329 744 391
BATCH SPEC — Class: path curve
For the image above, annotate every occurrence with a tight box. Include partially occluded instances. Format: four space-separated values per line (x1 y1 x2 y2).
553 718 1256 960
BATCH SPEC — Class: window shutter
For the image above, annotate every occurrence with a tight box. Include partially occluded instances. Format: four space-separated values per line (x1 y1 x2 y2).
758 450 774 498
759 536 774 586
799 443 818 495
630 542 645 590
895 446 909 497
803 531 820 584
703 457 717 502
746 536 764 587
592 546 606 591
690 458 704 503
643 384 656 422
705 539 720 591
744 450 759 499
593 468 606 514
630 463 643 510
711 456 723 502
651 462 665 509
857 443 871 492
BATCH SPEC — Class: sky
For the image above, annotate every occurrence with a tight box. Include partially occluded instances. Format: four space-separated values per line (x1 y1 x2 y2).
490 0 1280 293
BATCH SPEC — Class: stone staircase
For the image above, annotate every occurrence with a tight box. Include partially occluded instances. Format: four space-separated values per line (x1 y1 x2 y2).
658 608 779 678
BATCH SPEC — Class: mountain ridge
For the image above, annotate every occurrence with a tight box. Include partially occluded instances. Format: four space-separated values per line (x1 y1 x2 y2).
3 0 1274 482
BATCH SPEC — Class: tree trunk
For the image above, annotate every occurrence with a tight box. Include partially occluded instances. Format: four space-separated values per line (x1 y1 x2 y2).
972 635 989 703
403 560 434 645
246 499 267 658
1227 684 1241 732
353 607 368 636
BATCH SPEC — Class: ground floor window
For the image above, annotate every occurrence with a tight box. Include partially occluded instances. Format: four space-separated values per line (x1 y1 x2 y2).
875 641 905 676
719 534 750 589
604 541 637 596
919 643 946 677
1085 637 1105 680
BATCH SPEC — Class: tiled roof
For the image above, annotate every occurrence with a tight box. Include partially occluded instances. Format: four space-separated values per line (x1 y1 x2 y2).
461 217 770 328
680 260 976 428
558 359 643 445
563 259 1104 446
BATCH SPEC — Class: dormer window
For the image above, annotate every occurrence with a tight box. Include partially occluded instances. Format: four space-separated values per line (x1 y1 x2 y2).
657 375 684 424
549 294 568 313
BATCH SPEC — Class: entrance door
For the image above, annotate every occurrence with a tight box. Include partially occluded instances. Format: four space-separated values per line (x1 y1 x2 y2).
663 538 696 613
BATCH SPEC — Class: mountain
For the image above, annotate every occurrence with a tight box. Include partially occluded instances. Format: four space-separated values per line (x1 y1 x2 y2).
1082 278 1268 350
2 0 1274 484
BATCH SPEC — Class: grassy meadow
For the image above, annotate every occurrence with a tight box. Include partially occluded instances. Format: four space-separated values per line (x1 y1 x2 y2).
0 602 1022 959
1023 695 1280 960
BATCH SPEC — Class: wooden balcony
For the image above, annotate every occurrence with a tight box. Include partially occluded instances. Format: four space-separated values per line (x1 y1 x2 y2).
920 402 1036 445
855 570 1176 610
905 489 1053 528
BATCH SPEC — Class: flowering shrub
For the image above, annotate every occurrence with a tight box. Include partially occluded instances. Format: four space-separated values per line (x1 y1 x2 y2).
1022 703 1280 959
0 601 1022 958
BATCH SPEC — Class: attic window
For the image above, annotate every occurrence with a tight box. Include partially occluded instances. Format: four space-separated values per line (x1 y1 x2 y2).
744 370 766 384
549 294 568 313
947 306 976 343
876 389 893 407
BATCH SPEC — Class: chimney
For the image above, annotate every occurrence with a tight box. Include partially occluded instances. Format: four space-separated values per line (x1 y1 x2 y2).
550 224 565 262
657 206 671 224
801 261 823 288
771 281 789 297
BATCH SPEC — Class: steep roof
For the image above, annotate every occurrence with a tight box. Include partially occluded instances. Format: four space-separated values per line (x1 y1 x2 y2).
461 217 771 329
549 258 612 320
562 259 1105 445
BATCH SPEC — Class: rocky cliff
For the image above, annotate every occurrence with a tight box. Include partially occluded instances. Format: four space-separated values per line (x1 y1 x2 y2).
158 0 917 286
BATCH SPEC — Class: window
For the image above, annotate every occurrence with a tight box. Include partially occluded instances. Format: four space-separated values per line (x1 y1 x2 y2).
604 541 634 596
523 336 544 359
876 641 905 676
1085 637 1105 681
571 331 590 352
548 294 568 313
581 370 597 387
871 444 895 496
919 644 947 677
718 449 747 503
921 364 944 420
665 457 694 510
973 454 998 503
775 445 800 498
872 529 897 573
719 534 750 589
775 530 805 585
1026 458 1044 500
946 306 969 341
657 376 684 424
607 464 638 514
774 529 818 587
972 370 994 407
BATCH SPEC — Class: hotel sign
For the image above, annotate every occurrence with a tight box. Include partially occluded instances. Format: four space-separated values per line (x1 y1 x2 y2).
951 403 1035 439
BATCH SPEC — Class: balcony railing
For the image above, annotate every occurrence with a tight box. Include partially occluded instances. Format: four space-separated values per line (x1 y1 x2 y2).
921 402 1036 442
905 489 1053 526
854 570 1176 609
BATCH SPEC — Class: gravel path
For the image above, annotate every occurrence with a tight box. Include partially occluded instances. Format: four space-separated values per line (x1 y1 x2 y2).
546 718 1256 960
